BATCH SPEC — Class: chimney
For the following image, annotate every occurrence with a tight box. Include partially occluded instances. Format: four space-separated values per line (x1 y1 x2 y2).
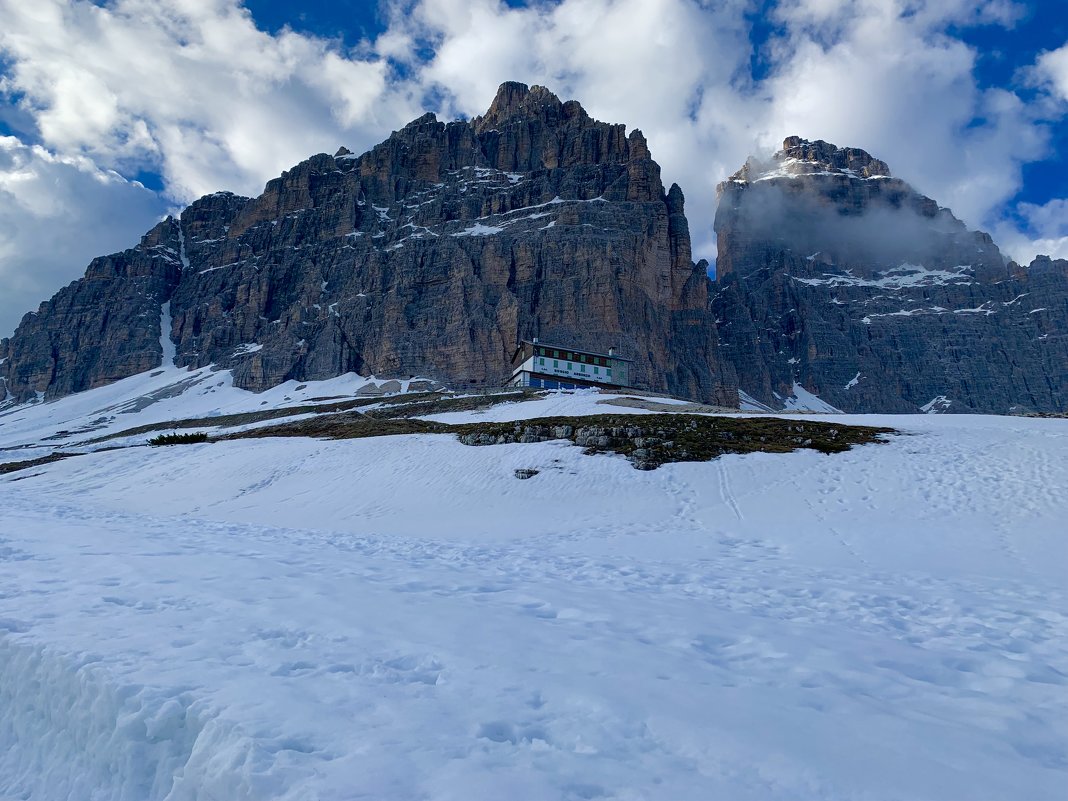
608 347 615 356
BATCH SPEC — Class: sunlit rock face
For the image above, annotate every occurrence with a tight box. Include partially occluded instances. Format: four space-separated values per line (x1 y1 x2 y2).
713 137 1068 414
3 115 1065 415
0 82 733 406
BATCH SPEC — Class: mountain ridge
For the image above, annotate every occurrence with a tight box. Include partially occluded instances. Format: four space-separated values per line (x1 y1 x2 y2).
712 135 1067 413
2 89 1065 414
2 82 732 407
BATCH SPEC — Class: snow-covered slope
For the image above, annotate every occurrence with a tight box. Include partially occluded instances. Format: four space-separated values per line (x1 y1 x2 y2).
0 363 420 464
1 373 1066 800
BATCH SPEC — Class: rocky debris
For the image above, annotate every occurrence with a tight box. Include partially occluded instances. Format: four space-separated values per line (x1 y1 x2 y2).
513 468 539 479
456 413 892 470
713 136 1068 414
355 382 399 397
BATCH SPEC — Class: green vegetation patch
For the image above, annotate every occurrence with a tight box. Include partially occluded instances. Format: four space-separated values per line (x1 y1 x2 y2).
220 414 449 441
149 432 209 446
84 390 523 445
157 409 894 470
453 414 895 469
0 451 80 476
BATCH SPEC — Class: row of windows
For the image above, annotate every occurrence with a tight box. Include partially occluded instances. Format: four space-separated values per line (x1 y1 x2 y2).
535 346 611 367
539 357 611 377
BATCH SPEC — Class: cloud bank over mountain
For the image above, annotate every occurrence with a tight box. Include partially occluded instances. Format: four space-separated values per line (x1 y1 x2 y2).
0 0 1064 334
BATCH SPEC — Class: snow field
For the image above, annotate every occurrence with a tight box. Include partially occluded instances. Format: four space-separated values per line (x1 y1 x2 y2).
2 365 1068 801
1 406 1067 799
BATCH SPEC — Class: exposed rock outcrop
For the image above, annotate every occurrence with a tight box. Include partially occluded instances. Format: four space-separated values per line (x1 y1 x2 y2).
3 110 1065 416
713 137 1068 414
1 82 732 406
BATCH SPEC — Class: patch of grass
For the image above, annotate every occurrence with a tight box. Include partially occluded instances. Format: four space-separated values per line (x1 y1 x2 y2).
84 397 387 444
43 391 895 473
83 391 457 445
220 414 449 441
453 414 894 469
149 432 209 446
0 452 80 475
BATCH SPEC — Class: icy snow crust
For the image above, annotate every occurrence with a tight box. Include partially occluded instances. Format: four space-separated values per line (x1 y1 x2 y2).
790 263 975 289
1 370 1067 800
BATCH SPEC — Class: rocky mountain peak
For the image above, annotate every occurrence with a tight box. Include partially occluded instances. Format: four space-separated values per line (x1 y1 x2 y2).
473 81 583 133
402 111 439 131
715 134 1003 281
712 136 1066 415
0 82 728 407
779 135 891 178
727 136 893 184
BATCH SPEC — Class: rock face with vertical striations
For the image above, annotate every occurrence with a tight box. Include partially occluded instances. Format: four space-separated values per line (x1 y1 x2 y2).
0 220 185 404
0 82 732 407
3 104 1065 415
712 136 1068 413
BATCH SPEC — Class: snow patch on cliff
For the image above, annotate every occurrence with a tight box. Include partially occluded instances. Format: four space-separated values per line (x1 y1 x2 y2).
159 302 176 369
783 382 843 413
792 264 974 290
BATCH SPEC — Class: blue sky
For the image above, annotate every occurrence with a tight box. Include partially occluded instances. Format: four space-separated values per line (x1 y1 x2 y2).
0 0 1066 335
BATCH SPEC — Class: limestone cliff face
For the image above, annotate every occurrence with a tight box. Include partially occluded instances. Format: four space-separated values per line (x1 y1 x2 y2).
0 221 184 404
1 82 733 406
713 137 1068 414
6 114 1063 416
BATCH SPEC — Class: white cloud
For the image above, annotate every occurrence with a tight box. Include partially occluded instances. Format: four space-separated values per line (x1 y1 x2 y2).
994 197 1068 263
758 1 1049 228
385 0 1055 260
0 0 1063 331
0 0 422 202
1034 42 1068 103
0 136 167 336
382 0 760 257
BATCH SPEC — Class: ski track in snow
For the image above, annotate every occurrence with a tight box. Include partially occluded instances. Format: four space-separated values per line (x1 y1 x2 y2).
0 378 1067 799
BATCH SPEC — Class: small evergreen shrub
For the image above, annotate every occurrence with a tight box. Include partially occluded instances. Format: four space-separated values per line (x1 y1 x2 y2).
149 432 209 446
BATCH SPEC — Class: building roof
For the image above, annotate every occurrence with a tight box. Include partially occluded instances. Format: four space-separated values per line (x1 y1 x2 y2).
512 339 634 364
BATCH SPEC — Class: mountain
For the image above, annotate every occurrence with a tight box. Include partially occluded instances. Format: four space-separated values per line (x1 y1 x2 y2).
0 82 732 408
712 136 1068 414
2 93 1066 415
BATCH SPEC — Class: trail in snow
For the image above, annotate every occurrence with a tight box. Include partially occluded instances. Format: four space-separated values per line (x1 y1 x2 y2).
716 459 744 522
0 407 1066 800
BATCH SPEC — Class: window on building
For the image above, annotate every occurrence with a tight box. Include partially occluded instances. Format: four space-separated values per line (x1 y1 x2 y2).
594 366 599 374
553 360 558 368
607 368 612 377
539 358 545 366
580 364 586 372
553 350 560 358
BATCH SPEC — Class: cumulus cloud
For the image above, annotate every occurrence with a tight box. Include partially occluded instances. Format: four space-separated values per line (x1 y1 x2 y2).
994 198 1068 263
0 0 427 202
758 0 1049 228
1033 42 1068 102
0 0 1064 333
385 0 1058 263
0 136 167 335
381 0 763 257
0 0 425 336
